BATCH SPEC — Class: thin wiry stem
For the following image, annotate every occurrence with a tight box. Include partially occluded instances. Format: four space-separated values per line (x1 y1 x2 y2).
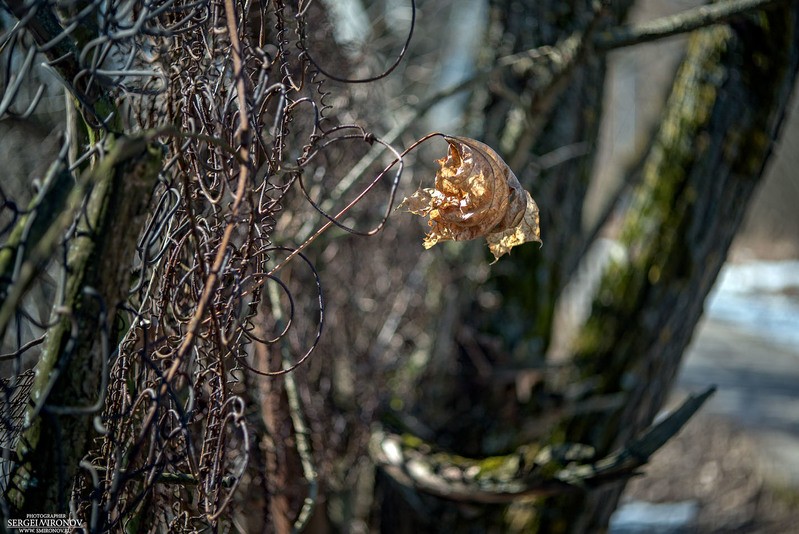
266 275 317 533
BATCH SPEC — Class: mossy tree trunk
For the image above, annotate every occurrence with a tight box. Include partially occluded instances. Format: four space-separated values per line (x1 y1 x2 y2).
8 136 163 514
542 7 799 532
0 1 165 515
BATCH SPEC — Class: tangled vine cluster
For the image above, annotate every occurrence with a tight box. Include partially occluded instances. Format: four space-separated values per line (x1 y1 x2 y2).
0 0 414 530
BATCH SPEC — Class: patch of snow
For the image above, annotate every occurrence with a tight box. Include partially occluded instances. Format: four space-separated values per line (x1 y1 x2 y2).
706 261 799 350
610 500 699 534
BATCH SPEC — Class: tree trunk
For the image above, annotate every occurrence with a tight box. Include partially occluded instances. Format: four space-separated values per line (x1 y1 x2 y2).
8 136 162 514
542 6 799 531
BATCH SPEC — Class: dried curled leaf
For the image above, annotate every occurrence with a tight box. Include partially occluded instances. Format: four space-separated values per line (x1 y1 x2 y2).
398 136 541 261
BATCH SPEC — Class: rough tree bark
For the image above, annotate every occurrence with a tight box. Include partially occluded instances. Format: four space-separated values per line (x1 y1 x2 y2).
7 137 163 513
547 6 799 531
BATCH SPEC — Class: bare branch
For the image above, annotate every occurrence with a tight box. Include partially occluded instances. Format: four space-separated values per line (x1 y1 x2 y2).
595 0 789 50
372 387 715 504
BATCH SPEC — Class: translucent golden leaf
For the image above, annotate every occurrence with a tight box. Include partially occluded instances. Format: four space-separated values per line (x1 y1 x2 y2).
398 136 541 261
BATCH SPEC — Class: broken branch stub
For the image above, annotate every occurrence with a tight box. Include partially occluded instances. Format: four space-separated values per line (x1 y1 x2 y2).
399 136 541 261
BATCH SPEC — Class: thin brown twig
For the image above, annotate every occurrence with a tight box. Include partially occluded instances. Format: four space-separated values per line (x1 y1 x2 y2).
151 0 252 424
264 132 442 277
